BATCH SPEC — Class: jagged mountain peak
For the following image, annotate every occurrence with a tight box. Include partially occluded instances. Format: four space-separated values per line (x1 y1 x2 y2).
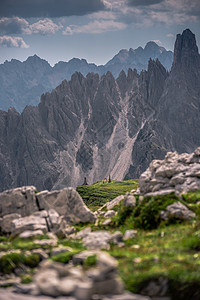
26 54 41 61
25 54 50 65
71 71 85 81
0 28 199 192
172 28 200 70
145 41 159 50
147 58 167 71
0 38 173 112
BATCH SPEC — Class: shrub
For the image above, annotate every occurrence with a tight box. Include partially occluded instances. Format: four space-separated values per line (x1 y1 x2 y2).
21 274 33 284
24 254 40 268
0 252 25 274
112 203 133 227
84 254 97 267
51 250 81 264
112 193 187 230
182 191 200 203
182 233 200 251
0 252 40 274
134 198 162 230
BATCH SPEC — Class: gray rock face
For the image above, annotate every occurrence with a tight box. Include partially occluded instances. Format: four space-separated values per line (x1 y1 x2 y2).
82 231 113 250
33 251 124 298
123 230 137 241
0 63 161 191
0 29 198 192
104 210 116 218
0 186 37 217
37 188 96 224
139 147 200 195
141 277 168 297
0 186 95 233
99 195 124 212
19 230 44 239
160 202 195 221
0 289 151 300
10 210 54 235
72 229 124 250
126 29 200 180
0 213 21 233
123 193 136 207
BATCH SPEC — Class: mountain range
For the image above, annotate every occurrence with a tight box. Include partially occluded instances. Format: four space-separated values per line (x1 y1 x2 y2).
0 28 199 192
0 42 173 112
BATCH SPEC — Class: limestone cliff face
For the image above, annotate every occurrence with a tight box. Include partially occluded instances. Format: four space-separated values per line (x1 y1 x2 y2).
0 29 199 192
0 63 161 191
125 29 200 179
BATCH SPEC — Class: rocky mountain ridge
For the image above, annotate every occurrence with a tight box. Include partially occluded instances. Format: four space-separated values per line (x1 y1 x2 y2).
0 28 199 192
0 42 173 112
0 59 167 192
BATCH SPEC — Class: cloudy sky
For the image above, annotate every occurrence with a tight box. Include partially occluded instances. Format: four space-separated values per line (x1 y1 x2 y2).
0 0 200 66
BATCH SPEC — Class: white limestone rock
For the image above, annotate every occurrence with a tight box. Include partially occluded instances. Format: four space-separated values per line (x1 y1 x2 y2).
0 186 37 218
37 188 96 224
104 210 116 218
123 193 136 207
123 230 137 240
160 201 196 221
1 213 21 233
139 147 200 195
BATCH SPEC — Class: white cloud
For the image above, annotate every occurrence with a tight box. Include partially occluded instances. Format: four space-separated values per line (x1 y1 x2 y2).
0 17 29 34
0 0 199 41
0 17 63 35
0 36 29 48
63 19 126 35
28 19 63 35
103 0 200 28
88 11 116 20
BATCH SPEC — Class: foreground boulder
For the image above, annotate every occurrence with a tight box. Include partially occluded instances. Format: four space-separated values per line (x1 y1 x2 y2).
160 202 196 221
138 147 200 195
34 251 124 299
123 193 136 207
0 186 37 218
0 186 96 225
0 213 21 233
10 209 62 236
37 188 96 224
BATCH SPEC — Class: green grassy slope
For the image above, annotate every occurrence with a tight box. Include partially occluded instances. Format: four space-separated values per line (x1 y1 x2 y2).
1 182 200 299
76 179 139 210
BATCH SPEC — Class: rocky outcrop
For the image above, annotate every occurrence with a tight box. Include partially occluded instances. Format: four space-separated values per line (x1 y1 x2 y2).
0 186 37 218
33 251 124 298
160 202 196 221
0 213 21 233
126 28 200 180
36 188 96 224
98 195 124 211
138 147 200 196
0 187 96 230
10 210 61 236
123 193 136 207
